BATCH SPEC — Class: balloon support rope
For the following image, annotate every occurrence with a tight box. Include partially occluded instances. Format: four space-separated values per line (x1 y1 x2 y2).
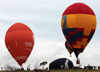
70 54 71 57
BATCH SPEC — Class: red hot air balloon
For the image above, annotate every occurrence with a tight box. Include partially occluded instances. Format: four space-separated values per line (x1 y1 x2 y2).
5 22 34 66
61 3 97 64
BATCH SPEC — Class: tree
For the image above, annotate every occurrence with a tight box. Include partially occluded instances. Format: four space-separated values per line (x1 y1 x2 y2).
27 64 31 71
40 61 48 70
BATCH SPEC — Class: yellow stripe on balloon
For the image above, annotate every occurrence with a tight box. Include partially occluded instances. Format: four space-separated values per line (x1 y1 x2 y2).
66 14 96 28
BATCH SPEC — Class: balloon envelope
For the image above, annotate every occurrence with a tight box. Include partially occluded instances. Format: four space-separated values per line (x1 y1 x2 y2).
65 40 73 55
49 58 74 69
5 22 34 66
61 3 97 58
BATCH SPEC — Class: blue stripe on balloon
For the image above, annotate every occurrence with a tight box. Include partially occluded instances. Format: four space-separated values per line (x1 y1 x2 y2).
67 39 72 45
63 28 76 36
76 31 84 38
67 28 76 31
63 29 69 36
70 35 76 41
66 46 73 52
63 16 67 29
88 32 94 39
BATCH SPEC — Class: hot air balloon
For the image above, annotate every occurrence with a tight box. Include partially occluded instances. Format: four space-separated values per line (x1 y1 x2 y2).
49 58 74 69
5 22 34 66
65 40 73 57
61 3 97 64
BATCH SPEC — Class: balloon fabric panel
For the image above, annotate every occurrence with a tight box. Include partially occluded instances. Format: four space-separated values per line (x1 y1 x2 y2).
62 3 95 16
65 41 73 54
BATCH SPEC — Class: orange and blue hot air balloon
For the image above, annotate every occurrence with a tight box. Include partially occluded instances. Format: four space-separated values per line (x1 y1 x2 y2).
61 3 97 64
5 22 35 66
65 40 73 57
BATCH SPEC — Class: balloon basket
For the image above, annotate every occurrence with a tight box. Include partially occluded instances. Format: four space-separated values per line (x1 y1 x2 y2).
76 58 80 64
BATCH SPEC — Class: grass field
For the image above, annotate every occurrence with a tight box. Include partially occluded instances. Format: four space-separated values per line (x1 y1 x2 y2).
0 69 100 72
51 69 100 72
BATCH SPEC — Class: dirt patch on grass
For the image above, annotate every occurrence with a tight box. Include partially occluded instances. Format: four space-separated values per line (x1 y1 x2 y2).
34 70 51 72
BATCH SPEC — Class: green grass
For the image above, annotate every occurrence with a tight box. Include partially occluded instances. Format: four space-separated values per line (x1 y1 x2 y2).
0 69 100 72
51 69 100 72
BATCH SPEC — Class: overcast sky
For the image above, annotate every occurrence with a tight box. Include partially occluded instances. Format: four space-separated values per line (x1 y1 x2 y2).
0 0 100 69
